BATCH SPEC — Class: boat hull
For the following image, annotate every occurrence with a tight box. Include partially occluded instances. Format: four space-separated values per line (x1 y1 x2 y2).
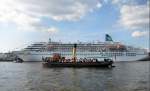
43 61 113 67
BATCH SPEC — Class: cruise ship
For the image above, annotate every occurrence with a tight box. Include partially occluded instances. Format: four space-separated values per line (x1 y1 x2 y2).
13 34 149 62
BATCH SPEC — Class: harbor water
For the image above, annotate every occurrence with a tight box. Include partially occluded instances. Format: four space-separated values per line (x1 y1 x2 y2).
0 61 149 91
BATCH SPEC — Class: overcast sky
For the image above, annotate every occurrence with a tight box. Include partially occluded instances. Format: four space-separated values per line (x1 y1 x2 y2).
0 0 149 52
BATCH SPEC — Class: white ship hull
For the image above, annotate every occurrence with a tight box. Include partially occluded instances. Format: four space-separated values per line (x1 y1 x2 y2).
17 51 148 62
13 35 149 62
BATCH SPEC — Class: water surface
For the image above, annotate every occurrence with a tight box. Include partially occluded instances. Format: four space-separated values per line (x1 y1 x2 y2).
0 61 149 91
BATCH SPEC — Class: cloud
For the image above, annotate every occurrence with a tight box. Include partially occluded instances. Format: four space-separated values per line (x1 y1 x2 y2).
21 0 101 21
132 31 148 37
112 0 120 4
96 2 102 8
43 27 59 33
113 0 149 38
119 4 149 30
0 0 101 32
112 0 148 6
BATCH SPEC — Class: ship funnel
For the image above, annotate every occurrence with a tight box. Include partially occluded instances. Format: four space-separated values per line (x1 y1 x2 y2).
105 34 113 42
49 38 52 43
72 44 77 62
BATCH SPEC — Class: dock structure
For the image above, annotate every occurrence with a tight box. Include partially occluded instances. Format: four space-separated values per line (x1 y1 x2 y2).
0 53 16 61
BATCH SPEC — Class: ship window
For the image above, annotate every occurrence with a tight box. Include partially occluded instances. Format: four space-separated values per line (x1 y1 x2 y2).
126 53 136 56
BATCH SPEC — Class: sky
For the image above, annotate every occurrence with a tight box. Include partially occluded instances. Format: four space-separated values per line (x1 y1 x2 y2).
0 0 149 52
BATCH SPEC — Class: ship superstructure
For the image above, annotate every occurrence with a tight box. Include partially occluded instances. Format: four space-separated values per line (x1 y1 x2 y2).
13 34 148 61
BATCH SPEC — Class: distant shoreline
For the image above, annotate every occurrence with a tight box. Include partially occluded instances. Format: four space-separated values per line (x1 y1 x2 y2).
0 59 13 62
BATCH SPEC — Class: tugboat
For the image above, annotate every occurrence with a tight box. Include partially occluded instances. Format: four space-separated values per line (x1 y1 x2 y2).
42 44 114 68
